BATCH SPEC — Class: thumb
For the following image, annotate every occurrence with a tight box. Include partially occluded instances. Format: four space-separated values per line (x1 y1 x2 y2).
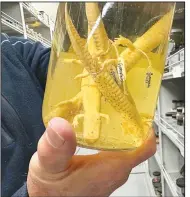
37 117 77 173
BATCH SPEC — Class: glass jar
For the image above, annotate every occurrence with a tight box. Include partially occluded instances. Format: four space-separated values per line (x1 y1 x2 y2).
155 186 162 197
170 29 184 53
153 171 161 179
176 107 184 126
176 178 185 196
171 100 184 112
164 112 176 128
153 182 162 189
43 2 175 150
171 100 178 111
152 176 161 184
180 165 185 177
176 107 184 142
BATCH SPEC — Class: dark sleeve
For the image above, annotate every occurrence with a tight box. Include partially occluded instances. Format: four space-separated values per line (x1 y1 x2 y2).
1 34 50 197
12 183 28 197
8 35 51 90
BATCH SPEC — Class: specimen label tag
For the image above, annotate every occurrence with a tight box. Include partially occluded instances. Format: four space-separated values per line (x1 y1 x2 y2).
117 59 126 82
145 71 153 88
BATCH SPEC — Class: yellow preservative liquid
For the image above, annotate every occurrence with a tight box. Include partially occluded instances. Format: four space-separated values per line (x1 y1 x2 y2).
42 2 175 150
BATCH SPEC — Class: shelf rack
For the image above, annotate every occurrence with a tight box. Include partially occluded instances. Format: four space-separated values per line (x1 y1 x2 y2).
1 11 24 35
22 2 50 28
155 117 184 157
163 48 184 80
148 56 185 197
147 2 185 196
1 2 54 47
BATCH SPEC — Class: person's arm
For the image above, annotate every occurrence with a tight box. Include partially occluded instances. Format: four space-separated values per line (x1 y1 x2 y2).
2 33 51 90
1 33 51 197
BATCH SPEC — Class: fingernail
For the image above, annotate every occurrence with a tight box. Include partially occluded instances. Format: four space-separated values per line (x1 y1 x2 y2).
46 123 65 148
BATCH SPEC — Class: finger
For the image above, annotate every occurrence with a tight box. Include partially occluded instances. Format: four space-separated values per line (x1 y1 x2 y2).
127 128 156 167
68 130 155 196
37 117 77 173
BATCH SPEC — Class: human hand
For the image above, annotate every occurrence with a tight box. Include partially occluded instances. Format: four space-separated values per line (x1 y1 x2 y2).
27 117 156 197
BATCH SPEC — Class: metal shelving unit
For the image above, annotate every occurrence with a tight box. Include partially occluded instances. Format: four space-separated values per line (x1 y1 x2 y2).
147 2 185 197
22 2 50 28
1 2 54 47
163 49 184 80
1 11 24 35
